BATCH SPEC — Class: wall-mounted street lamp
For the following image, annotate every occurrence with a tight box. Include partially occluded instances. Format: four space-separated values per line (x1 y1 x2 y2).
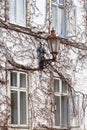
37 28 60 69
8 28 61 71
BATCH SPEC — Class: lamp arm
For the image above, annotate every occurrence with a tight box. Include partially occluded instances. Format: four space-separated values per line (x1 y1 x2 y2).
39 56 56 69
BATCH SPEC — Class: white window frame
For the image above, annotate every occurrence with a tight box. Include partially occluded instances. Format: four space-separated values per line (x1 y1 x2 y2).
9 0 26 26
9 71 28 126
52 0 66 37
53 78 69 129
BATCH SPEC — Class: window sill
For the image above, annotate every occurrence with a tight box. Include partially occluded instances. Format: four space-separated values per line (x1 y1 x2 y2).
52 126 69 130
8 124 29 129
9 21 26 27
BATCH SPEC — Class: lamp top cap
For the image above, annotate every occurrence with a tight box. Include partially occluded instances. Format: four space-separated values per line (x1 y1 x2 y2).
51 28 56 36
47 28 60 39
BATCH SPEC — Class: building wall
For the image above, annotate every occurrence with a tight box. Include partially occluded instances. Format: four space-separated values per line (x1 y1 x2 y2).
0 0 87 130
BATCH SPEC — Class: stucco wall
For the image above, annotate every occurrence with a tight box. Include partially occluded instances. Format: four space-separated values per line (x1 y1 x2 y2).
0 0 87 130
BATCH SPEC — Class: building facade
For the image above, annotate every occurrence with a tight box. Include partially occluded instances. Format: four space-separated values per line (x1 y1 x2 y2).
0 0 87 130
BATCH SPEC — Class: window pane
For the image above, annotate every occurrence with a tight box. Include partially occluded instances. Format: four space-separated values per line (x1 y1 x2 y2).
61 96 68 127
9 0 16 23
52 0 56 2
59 0 64 4
11 91 18 124
58 8 66 38
62 80 67 93
52 4 66 37
20 92 26 124
10 72 17 87
55 96 60 126
52 5 58 33
58 8 65 37
20 73 26 88
17 0 25 25
54 79 60 92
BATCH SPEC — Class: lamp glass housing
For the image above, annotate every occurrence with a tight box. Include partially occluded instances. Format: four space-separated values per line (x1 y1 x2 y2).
47 29 60 55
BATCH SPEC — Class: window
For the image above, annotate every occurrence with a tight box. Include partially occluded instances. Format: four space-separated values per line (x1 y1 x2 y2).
54 78 69 128
9 0 26 26
10 71 27 125
52 0 66 37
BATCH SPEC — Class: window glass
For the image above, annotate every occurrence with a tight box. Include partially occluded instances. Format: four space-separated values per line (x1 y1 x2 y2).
17 0 25 25
9 0 16 23
54 79 60 92
52 2 66 37
9 0 26 25
52 0 56 2
11 91 18 124
52 5 58 33
58 7 66 37
55 96 60 126
58 7 63 35
59 0 64 4
62 80 67 93
10 72 17 87
20 92 26 124
61 96 68 127
20 73 26 88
